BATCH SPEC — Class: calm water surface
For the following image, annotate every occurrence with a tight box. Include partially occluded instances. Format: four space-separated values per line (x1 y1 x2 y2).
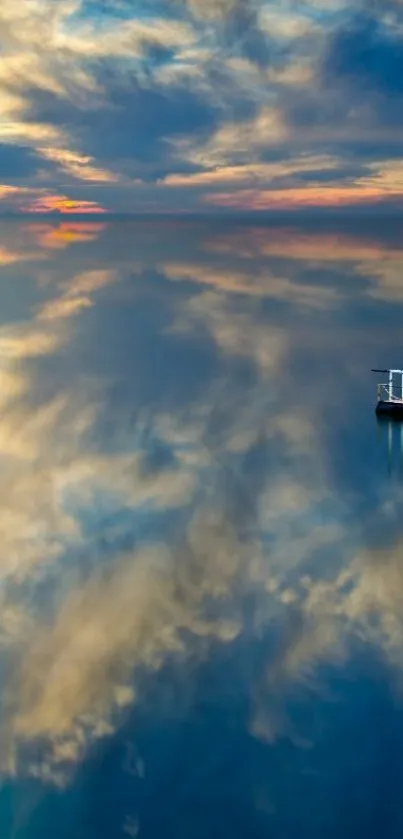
1 217 403 837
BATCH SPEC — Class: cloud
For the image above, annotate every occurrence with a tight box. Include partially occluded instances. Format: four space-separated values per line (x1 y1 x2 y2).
171 106 287 169
200 221 403 304
0 0 402 211
204 185 403 210
176 0 244 21
27 78 220 178
0 184 32 201
1 217 403 794
170 287 288 376
0 0 211 198
9 514 241 734
23 194 107 213
37 147 119 183
259 6 320 40
161 154 341 187
0 244 37 266
204 225 403 263
0 184 107 214
0 219 282 781
25 221 107 248
162 261 340 307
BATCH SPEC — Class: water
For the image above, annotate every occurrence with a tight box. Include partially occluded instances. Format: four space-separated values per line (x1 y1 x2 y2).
0 216 403 837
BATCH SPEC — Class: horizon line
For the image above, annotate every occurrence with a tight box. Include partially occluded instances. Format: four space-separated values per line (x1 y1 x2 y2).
1 206 403 222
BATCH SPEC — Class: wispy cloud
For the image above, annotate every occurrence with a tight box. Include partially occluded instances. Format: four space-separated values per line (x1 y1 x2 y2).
204 185 403 210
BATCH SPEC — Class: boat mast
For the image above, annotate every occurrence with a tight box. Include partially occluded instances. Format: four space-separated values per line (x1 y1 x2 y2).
371 369 403 403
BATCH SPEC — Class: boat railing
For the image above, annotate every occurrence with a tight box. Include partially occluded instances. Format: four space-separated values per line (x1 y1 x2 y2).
377 382 403 402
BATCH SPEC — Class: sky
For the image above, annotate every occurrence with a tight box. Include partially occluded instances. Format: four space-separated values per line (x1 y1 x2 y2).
2 0 403 214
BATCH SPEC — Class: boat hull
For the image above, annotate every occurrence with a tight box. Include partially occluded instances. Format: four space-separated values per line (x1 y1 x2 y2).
376 400 403 418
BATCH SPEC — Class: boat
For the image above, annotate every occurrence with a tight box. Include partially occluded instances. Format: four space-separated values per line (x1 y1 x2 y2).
372 369 403 417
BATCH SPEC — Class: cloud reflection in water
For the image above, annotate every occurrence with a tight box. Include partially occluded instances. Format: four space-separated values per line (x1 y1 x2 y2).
0 218 403 835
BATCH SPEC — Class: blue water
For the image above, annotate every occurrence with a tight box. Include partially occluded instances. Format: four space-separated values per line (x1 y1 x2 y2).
0 216 403 837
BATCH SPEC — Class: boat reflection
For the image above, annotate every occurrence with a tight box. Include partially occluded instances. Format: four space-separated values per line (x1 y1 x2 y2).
376 415 403 476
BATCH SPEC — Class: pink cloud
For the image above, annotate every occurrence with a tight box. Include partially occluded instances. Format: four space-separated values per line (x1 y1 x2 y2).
22 195 107 214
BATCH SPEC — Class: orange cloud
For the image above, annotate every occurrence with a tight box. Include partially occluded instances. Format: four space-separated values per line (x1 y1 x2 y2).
23 195 107 214
0 184 33 200
205 228 403 263
204 185 403 210
24 222 106 248
0 246 27 266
